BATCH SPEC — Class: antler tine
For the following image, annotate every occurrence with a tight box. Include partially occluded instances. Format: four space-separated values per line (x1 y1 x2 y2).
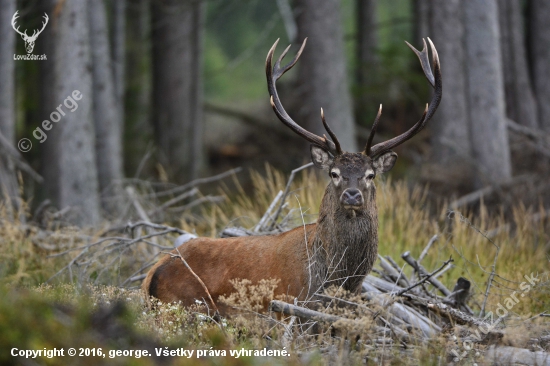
321 108 342 155
11 11 26 36
363 104 382 155
266 38 339 156
405 39 435 88
368 38 442 157
37 13 49 35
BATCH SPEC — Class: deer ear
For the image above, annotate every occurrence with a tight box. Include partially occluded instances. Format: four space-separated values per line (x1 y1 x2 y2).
310 145 334 171
373 151 397 174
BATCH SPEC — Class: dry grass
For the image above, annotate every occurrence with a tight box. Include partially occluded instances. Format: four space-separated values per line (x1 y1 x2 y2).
0 166 548 364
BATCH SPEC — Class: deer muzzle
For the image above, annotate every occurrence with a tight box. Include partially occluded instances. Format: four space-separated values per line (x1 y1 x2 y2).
341 188 363 208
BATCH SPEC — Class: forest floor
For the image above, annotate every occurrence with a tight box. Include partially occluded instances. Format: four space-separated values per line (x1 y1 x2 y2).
0 167 549 365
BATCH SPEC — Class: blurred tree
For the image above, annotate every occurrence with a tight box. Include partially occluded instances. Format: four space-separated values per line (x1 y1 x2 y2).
413 0 430 45
50 0 101 225
428 0 472 177
498 0 538 128
530 0 550 132
110 0 126 118
0 0 20 218
40 0 60 205
89 0 124 214
151 0 204 182
464 0 511 186
294 0 357 152
355 0 378 126
125 0 153 177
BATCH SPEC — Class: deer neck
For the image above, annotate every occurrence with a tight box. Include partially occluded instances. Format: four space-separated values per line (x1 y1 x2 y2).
308 184 379 296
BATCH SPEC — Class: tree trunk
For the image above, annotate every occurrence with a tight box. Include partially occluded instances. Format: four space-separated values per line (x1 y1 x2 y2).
111 0 126 110
0 0 20 218
40 0 60 204
428 0 472 174
498 0 538 128
125 0 152 177
89 0 124 213
464 0 511 187
413 0 431 45
294 0 357 152
355 0 378 126
530 0 550 132
151 0 204 182
51 0 101 226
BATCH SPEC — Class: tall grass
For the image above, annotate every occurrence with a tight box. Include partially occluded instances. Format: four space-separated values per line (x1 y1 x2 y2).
0 167 548 364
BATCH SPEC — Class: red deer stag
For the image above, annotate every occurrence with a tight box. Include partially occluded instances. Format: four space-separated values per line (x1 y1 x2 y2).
142 38 441 314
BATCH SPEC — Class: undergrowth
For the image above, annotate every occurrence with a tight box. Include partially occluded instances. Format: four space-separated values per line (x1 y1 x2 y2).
0 166 548 364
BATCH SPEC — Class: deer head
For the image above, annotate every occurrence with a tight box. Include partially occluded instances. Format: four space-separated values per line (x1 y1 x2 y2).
266 38 441 216
12 11 49 54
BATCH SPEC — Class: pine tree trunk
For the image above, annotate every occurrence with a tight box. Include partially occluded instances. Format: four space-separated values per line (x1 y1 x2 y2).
125 0 152 177
151 0 204 182
429 0 472 172
355 0 378 126
40 0 60 204
0 0 20 218
89 0 124 213
111 0 126 111
294 0 357 152
413 0 431 45
52 0 101 226
498 0 538 128
464 0 511 186
530 0 550 132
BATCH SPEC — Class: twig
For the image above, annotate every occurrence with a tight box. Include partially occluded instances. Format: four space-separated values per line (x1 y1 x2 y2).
126 221 187 234
254 190 283 232
395 257 454 297
418 235 438 264
401 251 452 297
268 163 314 230
170 247 219 315
146 187 198 217
378 255 409 288
451 211 500 317
144 167 242 199
168 195 224 213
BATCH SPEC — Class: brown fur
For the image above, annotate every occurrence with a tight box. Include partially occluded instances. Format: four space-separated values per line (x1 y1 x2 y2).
142 151 395 314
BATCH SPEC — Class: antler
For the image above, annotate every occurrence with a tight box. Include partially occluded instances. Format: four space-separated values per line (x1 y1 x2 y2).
11 11 27 38
363 38 442 157
32 13 49 39
266 38 342 156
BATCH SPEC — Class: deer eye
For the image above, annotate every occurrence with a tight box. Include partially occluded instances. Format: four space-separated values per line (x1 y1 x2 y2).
366 173 375 180
330 172 339 179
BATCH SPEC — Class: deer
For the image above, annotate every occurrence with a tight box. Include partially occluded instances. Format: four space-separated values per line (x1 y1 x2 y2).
11 11 49 54
142 37 441 315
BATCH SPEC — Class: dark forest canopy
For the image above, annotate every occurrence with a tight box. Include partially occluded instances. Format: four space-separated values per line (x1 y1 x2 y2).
0 0 549 225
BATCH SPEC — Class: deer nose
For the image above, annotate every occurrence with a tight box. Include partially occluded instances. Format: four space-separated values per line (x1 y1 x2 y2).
342 189 363 206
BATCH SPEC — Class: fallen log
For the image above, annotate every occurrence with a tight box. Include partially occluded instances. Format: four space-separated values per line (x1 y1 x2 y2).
484 346 550 366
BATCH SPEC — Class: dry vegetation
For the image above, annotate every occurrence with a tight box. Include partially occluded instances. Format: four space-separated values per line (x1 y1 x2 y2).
0 166 549 365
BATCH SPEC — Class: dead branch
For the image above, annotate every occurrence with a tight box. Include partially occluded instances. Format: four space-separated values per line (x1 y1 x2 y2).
395 257 453 297
401 251 452 297
484 345 550 366
418 234 438 263
146 188 198 217
268 163 314 230
270 299 343 323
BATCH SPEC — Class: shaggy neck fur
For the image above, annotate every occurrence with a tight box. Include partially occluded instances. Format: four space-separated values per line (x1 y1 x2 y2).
308 183 379 297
